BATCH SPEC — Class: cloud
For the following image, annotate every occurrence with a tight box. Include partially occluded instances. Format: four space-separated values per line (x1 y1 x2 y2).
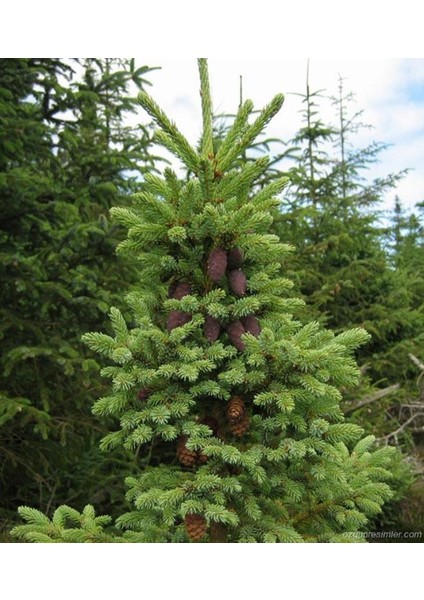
137 58 424 212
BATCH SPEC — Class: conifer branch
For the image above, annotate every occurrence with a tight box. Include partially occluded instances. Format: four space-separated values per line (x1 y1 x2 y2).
138 91 199 172
198 58 214 158
215 99 254 166
218 94 285 171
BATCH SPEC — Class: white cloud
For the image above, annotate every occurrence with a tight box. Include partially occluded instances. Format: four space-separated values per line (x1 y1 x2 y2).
137 58 424 212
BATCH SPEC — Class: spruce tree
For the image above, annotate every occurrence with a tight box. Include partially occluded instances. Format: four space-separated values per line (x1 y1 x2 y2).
379 198 424 387
270 74 422 407
0 58 156 534
12 59 395 543
274 72 405 329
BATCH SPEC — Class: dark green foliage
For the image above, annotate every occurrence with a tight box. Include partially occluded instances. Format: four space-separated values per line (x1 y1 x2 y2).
0 58 157 527
266 70 424 533
273 75 405 332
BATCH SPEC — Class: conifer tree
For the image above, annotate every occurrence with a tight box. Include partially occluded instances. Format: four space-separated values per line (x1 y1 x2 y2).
267 72 422 457
12 59 396 543
274 72 405 328
0 58 156 533
270 73 422 402
378 198 424 386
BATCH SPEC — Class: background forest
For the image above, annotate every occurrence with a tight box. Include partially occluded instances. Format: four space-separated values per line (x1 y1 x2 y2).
0 58 423 541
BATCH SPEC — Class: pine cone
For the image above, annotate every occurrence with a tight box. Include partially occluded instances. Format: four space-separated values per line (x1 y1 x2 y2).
169 282 192 299
199 415 220 436
227 247 244 270
168 280 178 298
177 435 198 467
230 412 250 437
137 388 151 401
197 452 209 465
185 514 207 541
227 395 246 422
204 315 221 342
167 310 191 331
241 315 261 337
227 320 246 351
207 248 227 282
228 269 247 296
209 522 228 543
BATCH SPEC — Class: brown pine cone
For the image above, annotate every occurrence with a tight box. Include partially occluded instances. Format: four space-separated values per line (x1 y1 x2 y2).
185 514 207 541
241 315 261 337
227 320 246 351
137 388 151 401
176 435 198 467
228 269 247 296
204 315 221 342
227 395 246 423
209 522 228 543
169 282 192 299
167 310 191 332
227 247 244 270
230 412 250 437
197 452 209 465
207 248 228 282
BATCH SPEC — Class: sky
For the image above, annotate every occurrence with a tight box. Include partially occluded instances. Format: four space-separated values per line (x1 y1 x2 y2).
136 58 424 215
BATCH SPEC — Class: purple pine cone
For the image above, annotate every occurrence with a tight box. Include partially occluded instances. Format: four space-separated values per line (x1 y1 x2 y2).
227 320 246 351
167 310 191 332
204 315 221 342
241 315 261 337
207 248 228 282
137 388 151 401
227 247 244 270
228 269 247 296
169 282 192 300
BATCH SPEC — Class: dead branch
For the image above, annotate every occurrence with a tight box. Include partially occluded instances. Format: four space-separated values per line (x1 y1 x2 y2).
409 353 424 371
343 384 400 415
379 413 424 444
360 363 370 375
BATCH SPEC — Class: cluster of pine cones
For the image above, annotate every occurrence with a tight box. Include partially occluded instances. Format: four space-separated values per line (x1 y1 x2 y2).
176 398 248 542
176 395 249 466
167 246 262 352
205 246 261 350
137 391 249 541
162 246 260 541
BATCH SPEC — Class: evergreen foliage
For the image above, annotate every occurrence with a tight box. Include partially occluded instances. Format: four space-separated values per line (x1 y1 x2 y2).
11 59 396 543
374 198 424 388
265 71 423 527
0 58 157 530
274 74 405 332
269 73 424 439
